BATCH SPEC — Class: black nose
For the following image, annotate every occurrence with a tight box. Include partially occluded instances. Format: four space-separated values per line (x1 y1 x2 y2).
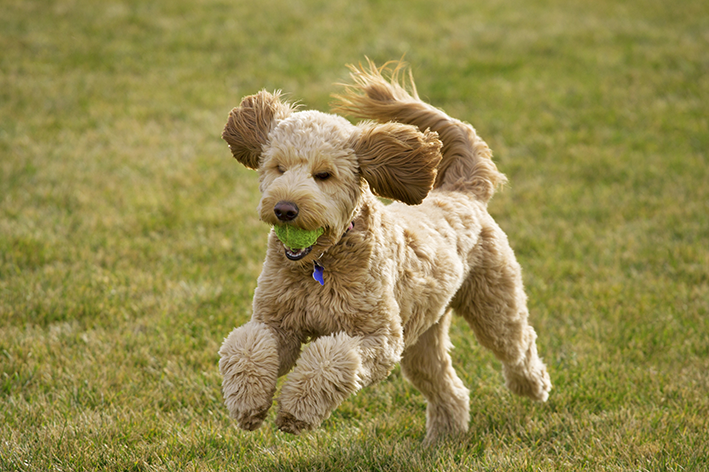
274 201 299 221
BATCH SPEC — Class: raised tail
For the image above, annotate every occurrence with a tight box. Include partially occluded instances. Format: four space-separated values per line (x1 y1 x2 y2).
332 60 506 203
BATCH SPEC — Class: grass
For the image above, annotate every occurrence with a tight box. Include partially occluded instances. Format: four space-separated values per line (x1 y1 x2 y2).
1 0 707 470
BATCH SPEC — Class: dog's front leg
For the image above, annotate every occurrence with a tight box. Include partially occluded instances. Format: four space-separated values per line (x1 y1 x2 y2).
275 330 402 434
218 321 300 431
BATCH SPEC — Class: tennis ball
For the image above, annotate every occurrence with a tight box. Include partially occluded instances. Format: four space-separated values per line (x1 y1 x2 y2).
273 225 324 249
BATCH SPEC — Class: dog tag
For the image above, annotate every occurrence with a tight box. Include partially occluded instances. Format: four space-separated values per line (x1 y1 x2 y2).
313 262 325 285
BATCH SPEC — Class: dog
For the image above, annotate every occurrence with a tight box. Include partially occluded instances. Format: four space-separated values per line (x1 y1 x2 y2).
218 60 551 445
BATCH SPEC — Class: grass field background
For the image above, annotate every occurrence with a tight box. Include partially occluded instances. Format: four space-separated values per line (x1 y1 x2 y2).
1 0 707 470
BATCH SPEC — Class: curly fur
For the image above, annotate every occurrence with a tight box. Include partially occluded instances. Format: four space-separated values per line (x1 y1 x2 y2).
218 60 551 445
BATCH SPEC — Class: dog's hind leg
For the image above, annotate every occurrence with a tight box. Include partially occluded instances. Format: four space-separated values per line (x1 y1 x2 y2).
452 223 552 402
401 310 470 446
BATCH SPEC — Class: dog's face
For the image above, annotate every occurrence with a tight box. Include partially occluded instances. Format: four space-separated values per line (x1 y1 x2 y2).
222 91 443 263
257 111 362 260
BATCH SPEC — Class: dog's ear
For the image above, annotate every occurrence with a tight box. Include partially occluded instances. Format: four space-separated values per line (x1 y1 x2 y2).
352 122 442 205
222 90 293 170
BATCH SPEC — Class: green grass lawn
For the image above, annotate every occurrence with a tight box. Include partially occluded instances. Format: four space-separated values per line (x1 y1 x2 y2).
1 0 707 470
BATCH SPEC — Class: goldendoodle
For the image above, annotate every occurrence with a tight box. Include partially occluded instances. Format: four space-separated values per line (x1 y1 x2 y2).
218 60 551 445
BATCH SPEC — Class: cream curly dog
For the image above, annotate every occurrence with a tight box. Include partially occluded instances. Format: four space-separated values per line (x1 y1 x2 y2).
218 61 551 445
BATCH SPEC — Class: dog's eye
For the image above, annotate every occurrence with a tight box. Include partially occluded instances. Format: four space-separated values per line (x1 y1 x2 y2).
276 165 286 174
314 172 331 181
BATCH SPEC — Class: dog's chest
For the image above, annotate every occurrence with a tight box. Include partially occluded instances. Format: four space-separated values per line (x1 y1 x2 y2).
254 261 381 338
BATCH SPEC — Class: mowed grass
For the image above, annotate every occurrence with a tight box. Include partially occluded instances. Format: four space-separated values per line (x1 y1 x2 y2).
1 0 707 470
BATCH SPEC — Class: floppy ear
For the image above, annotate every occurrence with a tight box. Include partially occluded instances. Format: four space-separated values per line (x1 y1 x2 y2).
352 122 442 205
221 90 294 170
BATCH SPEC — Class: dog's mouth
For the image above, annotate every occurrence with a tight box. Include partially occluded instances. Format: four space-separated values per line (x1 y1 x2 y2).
272 224 325 261
283 245 313 261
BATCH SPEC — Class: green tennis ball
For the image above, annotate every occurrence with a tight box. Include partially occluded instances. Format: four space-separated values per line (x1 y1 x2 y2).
273 225 324 249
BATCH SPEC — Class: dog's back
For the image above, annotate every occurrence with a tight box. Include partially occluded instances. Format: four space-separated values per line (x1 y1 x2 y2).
333 60 506 203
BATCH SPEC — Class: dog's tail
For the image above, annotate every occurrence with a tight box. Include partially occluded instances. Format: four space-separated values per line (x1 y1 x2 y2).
333 59 506 203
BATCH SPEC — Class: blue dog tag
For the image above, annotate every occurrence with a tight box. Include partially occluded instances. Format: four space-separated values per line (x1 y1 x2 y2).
313 262 325 285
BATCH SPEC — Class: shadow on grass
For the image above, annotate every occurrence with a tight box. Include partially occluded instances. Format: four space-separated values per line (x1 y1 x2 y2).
250 436 485 472
235 420 504 472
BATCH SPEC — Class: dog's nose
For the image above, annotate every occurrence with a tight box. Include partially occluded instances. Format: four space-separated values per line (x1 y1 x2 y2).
274 201 299 222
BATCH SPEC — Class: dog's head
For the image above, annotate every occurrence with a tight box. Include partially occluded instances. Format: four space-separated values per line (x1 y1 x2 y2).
222 90 442 262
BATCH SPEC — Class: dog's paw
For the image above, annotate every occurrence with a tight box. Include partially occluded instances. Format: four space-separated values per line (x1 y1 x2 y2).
503 359 552 402
221 367 276 431
275 411 313 435
231 403 272 431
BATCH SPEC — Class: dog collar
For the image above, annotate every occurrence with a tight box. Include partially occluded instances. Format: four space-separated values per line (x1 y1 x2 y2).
312 221 355 285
